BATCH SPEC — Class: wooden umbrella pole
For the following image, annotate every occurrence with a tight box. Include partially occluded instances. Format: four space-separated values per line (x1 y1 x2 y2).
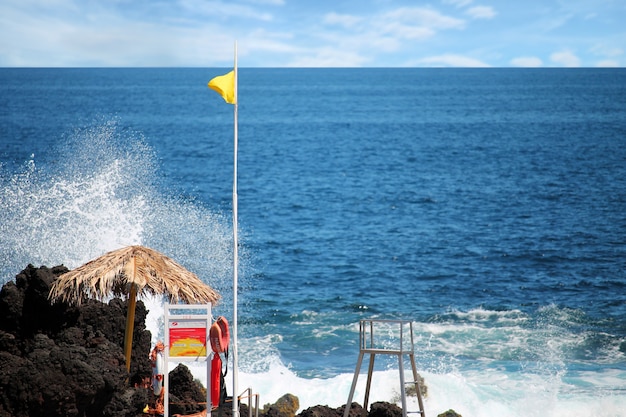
124 283 137 372
124 256 139 373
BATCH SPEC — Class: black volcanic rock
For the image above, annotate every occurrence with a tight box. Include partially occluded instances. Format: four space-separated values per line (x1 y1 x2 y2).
368 402 403 417
0 265 152 417
168 363 207 416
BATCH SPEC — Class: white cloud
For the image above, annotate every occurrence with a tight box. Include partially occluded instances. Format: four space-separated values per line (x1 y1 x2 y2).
0 0 625 67
442 0 473 7
286 47 368 67
415 54 490 67
246 0 285 5
510 56 543 67
590 44 623 58
178 0 274 21
376 22 436 41
550 50 581 67
384 7 465 30
323 12 362 28
0 0 289 66
466 6 496 19
311 6 466 66
595 60 619 67
366 7 465 46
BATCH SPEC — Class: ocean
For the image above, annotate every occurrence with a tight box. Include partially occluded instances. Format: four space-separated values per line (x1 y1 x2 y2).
1 68 625 417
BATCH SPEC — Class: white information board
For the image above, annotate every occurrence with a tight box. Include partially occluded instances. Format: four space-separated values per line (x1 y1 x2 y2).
164 303 213 417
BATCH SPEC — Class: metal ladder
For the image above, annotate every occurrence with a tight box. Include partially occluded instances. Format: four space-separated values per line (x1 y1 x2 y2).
343 319 426 417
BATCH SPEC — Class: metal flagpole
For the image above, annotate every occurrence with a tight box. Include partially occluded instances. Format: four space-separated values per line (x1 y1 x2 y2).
232 40 240 417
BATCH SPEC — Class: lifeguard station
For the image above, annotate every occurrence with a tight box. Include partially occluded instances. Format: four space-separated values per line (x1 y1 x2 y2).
343 319 426 417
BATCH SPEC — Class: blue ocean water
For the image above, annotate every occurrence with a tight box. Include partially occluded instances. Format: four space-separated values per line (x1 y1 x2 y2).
1 68 626 416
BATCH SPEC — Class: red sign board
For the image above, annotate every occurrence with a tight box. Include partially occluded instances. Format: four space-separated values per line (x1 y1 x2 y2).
168 320 207 357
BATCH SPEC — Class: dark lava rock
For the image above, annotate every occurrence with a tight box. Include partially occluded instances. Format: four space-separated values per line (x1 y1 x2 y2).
0 265 152 417
437 411 462 417
169 363 207 416
337 403 366 417
299 405 342 417
367 402 403 417
299 402 366 417
264 393 299 417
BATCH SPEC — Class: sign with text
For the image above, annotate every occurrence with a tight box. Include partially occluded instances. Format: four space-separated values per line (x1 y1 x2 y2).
168 319 208 357
163 303 212 417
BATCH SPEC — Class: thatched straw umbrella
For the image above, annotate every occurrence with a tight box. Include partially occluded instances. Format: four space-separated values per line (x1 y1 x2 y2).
49 245 221 372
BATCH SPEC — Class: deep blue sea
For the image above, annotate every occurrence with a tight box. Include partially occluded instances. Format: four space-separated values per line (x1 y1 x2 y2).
1 68 626 416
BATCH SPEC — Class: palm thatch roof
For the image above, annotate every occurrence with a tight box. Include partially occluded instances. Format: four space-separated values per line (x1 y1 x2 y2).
49 245 221 305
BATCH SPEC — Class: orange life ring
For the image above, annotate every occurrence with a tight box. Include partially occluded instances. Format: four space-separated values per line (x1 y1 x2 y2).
210 316 230 354
210 353 222 408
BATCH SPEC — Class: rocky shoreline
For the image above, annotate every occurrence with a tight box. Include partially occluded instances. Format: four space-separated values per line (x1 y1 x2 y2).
0 265 460 417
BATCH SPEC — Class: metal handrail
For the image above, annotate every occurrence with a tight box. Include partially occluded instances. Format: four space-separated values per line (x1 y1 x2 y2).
238 387 260 417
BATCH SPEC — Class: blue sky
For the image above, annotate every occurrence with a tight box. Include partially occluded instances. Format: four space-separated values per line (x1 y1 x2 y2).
1 0 624 67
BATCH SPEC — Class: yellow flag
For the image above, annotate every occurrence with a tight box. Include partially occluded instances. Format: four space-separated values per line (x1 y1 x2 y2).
208 70 236 104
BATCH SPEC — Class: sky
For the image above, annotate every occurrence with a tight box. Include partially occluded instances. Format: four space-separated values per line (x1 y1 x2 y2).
1 0 625 67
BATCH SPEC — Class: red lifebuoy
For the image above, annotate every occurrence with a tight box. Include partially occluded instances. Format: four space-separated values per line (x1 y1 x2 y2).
210 353 222 408
210 316 230 354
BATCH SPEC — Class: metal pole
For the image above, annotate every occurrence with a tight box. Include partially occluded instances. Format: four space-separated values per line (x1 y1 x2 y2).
232 39 240 417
